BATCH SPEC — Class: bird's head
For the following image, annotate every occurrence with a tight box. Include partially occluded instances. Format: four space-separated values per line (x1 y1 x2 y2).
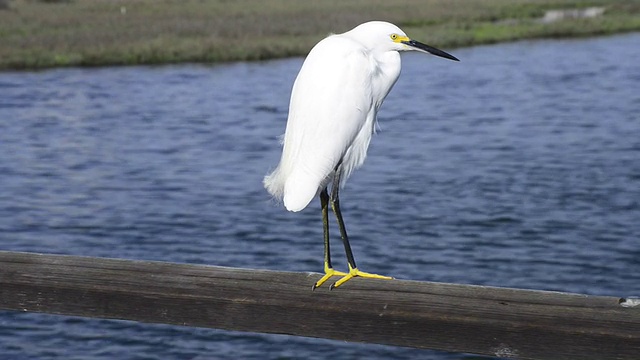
348 21 459 62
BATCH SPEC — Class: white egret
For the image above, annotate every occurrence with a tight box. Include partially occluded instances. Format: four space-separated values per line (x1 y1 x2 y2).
264 21 459 290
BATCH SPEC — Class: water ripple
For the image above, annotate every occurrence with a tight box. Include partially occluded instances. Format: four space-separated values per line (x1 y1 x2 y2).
1 34 639 359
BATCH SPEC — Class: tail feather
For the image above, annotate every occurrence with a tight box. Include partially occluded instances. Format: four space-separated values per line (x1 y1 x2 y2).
264 165 319 212
263 167 285 201
282 171 321 212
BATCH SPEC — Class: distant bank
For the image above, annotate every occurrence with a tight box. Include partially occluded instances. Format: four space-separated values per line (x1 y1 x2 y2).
1 0 639 70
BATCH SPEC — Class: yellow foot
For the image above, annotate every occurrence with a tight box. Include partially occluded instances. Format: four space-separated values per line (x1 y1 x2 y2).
330 265 393 290
312 267 348 291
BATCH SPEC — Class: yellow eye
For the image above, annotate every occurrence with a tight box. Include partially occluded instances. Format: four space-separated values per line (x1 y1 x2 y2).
390 34 398 40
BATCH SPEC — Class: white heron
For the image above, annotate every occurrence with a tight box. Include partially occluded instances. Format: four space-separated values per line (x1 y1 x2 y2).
264 21 459 290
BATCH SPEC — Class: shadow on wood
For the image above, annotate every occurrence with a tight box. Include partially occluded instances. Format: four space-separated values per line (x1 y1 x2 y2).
0 251 638 359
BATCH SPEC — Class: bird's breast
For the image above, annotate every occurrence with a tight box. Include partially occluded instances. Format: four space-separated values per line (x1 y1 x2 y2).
369 51 402 106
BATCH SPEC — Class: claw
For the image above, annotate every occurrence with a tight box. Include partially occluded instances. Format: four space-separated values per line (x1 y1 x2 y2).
313 266 348 290
330 265 393 289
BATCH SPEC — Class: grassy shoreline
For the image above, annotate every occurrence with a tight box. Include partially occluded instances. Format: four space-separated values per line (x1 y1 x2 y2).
1 0 639 70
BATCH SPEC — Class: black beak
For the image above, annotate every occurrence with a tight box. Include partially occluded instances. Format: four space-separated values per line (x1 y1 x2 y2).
402 40 459 61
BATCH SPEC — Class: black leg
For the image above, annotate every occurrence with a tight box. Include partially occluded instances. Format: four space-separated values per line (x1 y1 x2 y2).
314 164 392 290
312 187 347 290
320 188 332 269
329 166 358 270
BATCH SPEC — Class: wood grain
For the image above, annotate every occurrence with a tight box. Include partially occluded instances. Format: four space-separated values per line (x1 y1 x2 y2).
0 251 638 359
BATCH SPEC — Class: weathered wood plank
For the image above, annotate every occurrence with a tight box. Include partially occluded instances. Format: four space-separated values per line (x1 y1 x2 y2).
0 250 638 359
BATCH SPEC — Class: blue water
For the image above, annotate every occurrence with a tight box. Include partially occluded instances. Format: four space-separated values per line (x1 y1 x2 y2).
1 33 639 359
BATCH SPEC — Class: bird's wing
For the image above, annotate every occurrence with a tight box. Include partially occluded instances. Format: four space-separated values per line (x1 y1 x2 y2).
281 36 374 211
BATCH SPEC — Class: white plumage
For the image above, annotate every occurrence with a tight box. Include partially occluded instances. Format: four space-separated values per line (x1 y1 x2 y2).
264 21 405 211
263 21 458 290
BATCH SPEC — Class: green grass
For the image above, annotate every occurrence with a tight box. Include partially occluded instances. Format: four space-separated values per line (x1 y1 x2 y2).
1 0 639 70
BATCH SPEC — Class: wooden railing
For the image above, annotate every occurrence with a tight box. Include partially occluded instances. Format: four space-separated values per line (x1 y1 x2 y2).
1 251 638 359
